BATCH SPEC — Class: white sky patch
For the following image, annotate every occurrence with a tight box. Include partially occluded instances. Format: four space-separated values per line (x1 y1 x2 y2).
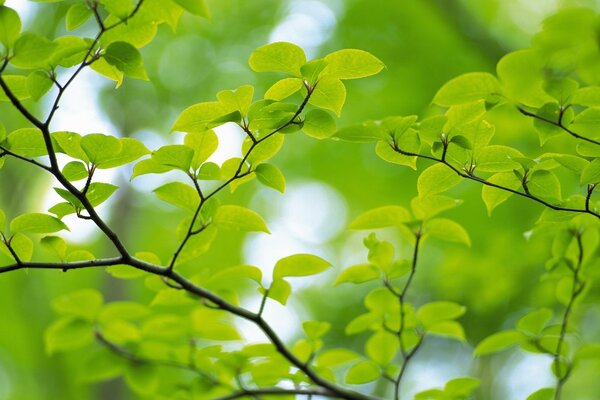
497 352 554 399
208 123 245 166
236 295 301 343
4 0 33 24
269 0 337 57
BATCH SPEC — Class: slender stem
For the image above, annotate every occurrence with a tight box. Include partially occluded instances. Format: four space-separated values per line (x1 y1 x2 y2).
215 387 336 400
391 229 422 400
167 85 315 270
517 106 600 147
554 231 585 400
390 143 600 220
95 331 221 385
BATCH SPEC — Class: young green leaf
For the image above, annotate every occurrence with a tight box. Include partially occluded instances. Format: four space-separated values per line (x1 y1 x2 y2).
104 41 148 80
249 41 306 76
45 317 93 355
264 78 303 101
272 254 331 279
10 213 68 234
433 72 500 107
213 205 269 233
303 109 336 139
424 218 471 246
345 360 380 384
153 182 199 212
335 264 380 285
255 163 285 193
350 205 411 230
309 78 346 116
0 5 21 48
416 301 466 328
366 331 398 366
474 330 525 356
12 33 57 69
481 172 521 215
172 0 209 17
322 49 385 80
66 3 92 31
418 164 461 198
51 289 103 321
266 278 292 305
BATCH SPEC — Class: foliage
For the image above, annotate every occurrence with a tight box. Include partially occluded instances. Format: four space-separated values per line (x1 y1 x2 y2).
0 2 599 400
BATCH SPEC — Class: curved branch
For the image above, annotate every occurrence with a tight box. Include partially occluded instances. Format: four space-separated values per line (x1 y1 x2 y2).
390 143 600 220
517 106 600 147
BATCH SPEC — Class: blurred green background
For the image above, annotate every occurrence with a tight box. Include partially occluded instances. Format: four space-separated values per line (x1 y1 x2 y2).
1 0 600 399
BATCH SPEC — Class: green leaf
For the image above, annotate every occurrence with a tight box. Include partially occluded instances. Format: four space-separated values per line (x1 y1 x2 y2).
207 264 263 285
125 364 160 395
410 195 462 220
416 301 466 328
7 128 46 156
0 75 30 102
255 163 285 193
266 278 291 305
418 164 461 198
516 308 553 336
153 182 199 212
445 377 480 397
424 218 471 246
481 172 521 215
66 3 92 31
273 254 331 279
496 49 550 107
249 41 306 76
264 78 303 101
322 49 385 80
309 78 346 116
45 317 93 355
345 360 380 384
94 138 150 169
12 33 57 69
152 144 194 171
350 205 411 230
571 87 600 106
40 235 67 259
90 57 124 87
527 388 555 400
80 134 122 165
10 213 68 234
104 41 148 80
9 233 33 262
375 140 417 169
476 145 523 172
303 109 336 139
213 205 269 233
533 103 564 144
433 72 500 106
335 264 380 285
527 170 561 201
171 101 229 133
173 0 209 16
580 158 600 184
51 289 103 321
52 131 88 161
131 158 172 179
86 183 119 207
316 349 360 368
0 5 21 48
474 330 525 356
217 85 254 116
427 321 466 341
302 321 330 339
183 129 218 170
334 121 385 143
26 71 53 101
244 134 285 165
366 331 398 365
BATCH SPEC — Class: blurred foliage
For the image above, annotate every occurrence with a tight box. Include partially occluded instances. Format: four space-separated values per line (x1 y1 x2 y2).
1 1 600 400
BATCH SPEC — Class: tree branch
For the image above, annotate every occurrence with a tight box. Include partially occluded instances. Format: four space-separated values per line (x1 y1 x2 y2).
390 143 600 220
517 106 600 147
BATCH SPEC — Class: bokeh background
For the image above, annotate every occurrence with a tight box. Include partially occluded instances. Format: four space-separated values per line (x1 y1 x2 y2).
1 0 599 399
